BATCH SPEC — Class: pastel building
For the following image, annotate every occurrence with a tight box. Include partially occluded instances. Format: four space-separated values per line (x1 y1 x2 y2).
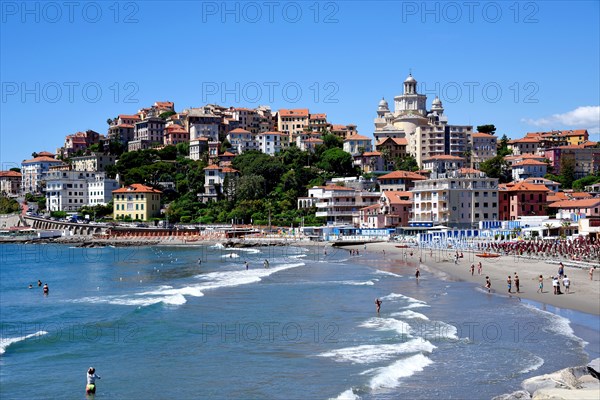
44 170 96 212
113 184 162 221
377 170 426 192
88 173 120 206
0 170 22 196
343 134 373 156
355 191 413 228
470 132 497 168
21 155 65 194
511 159 548 181
498 181 549 220
200 165 239 203
71 153 117 172
297 185 380 225
278 109 310 139
257 131 288 155
410 168 499 228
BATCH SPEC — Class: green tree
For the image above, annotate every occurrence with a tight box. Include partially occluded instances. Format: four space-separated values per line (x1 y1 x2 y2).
497 134 512 157
0 196 20 213
9 167 21 173
159 111 176 120
476 124 496 134
395 155 419 171
236 175 266 201
573 175 600 191
559 155 576 189
317 148 355 176
479 155 511 183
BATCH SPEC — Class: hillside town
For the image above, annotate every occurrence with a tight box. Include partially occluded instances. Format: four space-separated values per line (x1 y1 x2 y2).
2 73 600 242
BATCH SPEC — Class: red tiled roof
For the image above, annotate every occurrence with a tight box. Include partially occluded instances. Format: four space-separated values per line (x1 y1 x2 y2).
331 124 348 130
549 198 600 208
472 132 497 138
384 190 413 205
0 171 21 177
118 114 140 120
506 182 549 192
309 113 327 120
22 156 62 164
512 160 547 167
219 152 236 157
361 151 382 156
38 151 55 157
228 128 252 134
378 170 426 181
279 109 309 117
112 183 162 194
376 137 408 146
344 134 371 141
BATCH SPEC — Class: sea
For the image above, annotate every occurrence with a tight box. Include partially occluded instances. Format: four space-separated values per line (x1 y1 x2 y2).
0 242 598 399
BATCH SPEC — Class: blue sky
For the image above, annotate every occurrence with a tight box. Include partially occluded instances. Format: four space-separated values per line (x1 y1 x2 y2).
1 1 599 168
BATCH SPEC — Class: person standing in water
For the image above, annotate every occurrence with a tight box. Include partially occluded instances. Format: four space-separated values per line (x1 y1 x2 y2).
244 261 249 270
415 267 421 282
514 273 520 293
375 298 382 314
485 276 491 293
38 280 42 287
86 367 100 395
43 283 49 295
263 259 269 269
470 264 475 276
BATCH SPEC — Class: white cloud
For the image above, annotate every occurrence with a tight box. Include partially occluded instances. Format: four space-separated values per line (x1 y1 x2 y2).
522 106 600 134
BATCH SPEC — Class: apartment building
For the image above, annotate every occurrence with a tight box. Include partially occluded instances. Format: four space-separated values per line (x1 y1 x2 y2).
70 153 117 172
128 117 166 151
498 181 549 220
0 171 22 196
470 132 497 168
377 170 426 191
278 109 310 139
297 185 380 225
343 134 373 156
410 168 499 228
21 155 65 194
113 184 162 221
200 165 239 203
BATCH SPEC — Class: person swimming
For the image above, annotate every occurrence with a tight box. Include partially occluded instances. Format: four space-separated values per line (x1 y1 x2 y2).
38 280 42 287
375 298 382 313
86 367 100 395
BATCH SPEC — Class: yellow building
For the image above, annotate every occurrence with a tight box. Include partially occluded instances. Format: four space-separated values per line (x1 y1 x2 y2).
112 184 162 221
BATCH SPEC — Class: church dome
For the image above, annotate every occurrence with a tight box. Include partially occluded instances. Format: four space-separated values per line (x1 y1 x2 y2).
378 97 388 107
404 73 416 83
432 96 442 106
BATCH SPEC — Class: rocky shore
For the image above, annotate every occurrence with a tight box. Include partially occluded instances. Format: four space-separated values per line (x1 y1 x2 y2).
493 359 600 400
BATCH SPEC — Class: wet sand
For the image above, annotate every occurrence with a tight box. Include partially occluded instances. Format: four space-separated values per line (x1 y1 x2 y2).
358 242 600 316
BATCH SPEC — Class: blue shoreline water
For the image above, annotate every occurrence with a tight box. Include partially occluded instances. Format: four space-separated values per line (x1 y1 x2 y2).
0 243 597 399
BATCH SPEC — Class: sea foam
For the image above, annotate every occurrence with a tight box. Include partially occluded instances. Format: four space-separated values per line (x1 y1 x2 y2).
368 353 433 390
1 331 48 355
318 339 436 364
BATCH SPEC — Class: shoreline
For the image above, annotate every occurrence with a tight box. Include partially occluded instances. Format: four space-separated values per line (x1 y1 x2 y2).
359 241 600 316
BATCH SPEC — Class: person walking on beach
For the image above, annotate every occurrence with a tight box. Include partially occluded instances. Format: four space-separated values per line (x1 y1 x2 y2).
514 273 520 293
477 262 482 275
485 276 491 293
558 262 564 279
375 298 382 314
470 264 475 276
537 275 544 293
415 267 420 282
507 275 512 293
562 275 570 294
590 266 595 281
86 367 100 395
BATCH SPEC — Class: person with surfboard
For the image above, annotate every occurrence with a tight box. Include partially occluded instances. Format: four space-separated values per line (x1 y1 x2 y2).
86 367 100 395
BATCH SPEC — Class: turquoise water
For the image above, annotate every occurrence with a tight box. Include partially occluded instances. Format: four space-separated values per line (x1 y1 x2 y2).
0 243 596 399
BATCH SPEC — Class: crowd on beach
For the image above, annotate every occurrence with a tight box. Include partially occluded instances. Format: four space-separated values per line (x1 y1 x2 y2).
478 236 600 263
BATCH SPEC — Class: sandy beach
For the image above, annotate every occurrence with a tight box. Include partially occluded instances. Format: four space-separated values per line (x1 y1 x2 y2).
357 242 600 316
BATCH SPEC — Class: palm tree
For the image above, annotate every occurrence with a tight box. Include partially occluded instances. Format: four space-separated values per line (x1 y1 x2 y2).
543 223 553 238
560 220 571 239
